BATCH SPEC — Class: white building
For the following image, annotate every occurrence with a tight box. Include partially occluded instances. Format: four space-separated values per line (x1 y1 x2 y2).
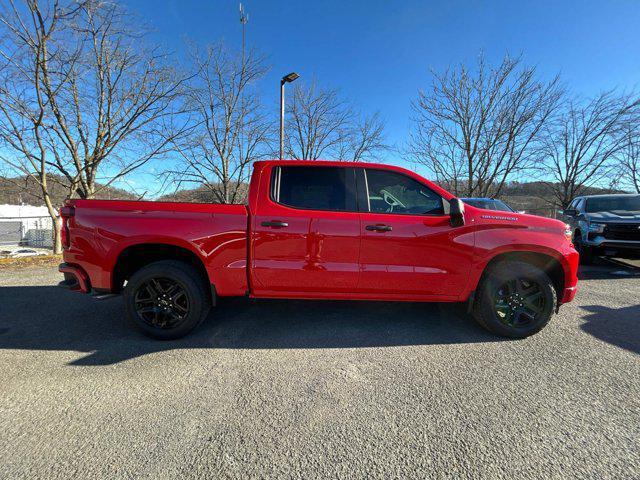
0 204 56 248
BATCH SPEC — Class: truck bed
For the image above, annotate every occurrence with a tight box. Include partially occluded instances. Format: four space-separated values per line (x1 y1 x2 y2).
63 199 249 296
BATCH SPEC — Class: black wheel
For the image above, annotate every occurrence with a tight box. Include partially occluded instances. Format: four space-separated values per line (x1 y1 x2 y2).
574 233 594 265
124 260 212 340
474 261 556 338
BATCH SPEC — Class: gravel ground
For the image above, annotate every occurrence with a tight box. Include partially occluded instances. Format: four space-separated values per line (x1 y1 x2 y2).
1 260 639 479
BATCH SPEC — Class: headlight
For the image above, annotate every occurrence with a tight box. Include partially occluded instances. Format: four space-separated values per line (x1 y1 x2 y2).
564 224 572 241
587 222 605 233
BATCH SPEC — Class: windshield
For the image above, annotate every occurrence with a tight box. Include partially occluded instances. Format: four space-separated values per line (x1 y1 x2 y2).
585 196 640 213
462 199 514 212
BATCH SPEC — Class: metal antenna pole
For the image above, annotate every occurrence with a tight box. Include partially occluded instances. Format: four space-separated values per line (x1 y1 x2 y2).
239 3 247 64
239 4 248 163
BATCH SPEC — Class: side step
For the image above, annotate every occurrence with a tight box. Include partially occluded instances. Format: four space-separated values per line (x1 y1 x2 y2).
91 292 120 300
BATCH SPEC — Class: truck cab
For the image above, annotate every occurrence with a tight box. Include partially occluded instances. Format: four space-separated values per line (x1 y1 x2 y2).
59 160 579 340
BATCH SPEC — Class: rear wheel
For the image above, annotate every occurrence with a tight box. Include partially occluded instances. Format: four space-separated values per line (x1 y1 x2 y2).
474 261 556 338
124 260 212 340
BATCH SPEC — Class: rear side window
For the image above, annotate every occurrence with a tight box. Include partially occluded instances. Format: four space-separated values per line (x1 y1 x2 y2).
365 169 444 215
274 166 354 211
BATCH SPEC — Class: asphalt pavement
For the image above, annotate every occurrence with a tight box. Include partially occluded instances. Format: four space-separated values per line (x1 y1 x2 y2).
0 259 639 479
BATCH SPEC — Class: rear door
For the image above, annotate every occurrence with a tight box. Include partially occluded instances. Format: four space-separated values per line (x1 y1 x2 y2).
251 165 361 295
357 168 474 299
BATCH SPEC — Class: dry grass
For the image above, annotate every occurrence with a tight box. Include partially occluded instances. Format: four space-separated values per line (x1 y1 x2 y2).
0 254 62 269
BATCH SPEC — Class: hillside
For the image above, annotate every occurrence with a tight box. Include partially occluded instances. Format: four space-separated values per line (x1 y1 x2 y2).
2 174 625 219
0 175 136 206
499 181 623 217
158 183 249 204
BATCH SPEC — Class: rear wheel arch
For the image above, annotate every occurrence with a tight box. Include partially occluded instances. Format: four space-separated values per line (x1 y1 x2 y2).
112 243 212 302
123 260 212 339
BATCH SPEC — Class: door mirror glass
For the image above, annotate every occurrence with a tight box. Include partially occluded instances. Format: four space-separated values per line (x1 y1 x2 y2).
563 209 578 217
449 198 465 227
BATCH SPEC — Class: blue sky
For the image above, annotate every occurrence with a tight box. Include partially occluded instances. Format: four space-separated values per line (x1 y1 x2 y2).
118 0 640 193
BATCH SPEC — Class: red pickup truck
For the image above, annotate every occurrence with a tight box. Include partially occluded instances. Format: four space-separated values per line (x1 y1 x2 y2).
59 161 579 339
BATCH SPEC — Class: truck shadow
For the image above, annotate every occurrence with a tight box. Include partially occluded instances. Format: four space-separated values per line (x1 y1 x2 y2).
580 304 640 355
578 258 640 280
0 286 498 366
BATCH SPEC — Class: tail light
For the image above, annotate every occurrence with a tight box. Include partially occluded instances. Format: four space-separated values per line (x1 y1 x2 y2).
60 205 75 249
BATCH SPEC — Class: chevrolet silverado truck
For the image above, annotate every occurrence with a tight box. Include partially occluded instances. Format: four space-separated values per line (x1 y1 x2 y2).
59 161 579 340
563 194 640 264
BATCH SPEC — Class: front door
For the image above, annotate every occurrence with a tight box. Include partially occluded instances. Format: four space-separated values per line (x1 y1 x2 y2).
357 168 474 299
251 165 361 295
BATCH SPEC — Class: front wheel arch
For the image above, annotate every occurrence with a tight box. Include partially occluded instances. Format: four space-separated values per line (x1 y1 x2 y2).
473 260 557 338
474 251 565 305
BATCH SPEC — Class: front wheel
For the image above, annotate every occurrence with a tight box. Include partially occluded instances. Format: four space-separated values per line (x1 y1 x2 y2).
574 235 594 265
474 261 557 338
124 260 212 340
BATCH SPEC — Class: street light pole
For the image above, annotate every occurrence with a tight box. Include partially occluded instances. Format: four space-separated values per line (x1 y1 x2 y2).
279 72 299 159
280 80 285 159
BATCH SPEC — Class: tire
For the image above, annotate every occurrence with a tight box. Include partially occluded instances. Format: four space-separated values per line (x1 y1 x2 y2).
574 233 594 265
124 260 212 340
473 261 557 339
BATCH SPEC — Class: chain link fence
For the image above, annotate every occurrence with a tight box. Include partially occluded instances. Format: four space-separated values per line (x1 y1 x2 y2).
0 216 55 248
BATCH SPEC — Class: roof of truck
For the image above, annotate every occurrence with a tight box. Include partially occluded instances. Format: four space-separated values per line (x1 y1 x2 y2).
252 160 455 201
255 159 394 168
576 193 640 199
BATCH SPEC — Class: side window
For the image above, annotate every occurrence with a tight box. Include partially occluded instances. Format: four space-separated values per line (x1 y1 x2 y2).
274 166 354 211
365 169 444 215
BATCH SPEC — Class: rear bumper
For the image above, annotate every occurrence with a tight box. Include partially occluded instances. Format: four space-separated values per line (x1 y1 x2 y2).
58 263 91 293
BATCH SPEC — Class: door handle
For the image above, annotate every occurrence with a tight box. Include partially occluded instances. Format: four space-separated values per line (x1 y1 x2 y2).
366 224 392 232
261 220 289 228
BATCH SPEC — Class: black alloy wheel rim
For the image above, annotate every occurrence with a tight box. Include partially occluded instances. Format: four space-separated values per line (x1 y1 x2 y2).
492 277 545 327
134 277 190 329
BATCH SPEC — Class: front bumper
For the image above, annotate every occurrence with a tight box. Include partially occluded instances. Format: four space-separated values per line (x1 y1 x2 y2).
58 263 91 293
584 237 640 258
558 245 580 305
561 285 578 304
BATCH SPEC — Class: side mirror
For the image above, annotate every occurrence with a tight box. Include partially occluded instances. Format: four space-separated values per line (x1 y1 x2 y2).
449 198 465 227
563 209 577 217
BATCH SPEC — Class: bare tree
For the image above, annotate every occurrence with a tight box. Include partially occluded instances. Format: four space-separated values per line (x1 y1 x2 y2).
617 125 640 193
37 1 186 199
167 43 270 204
0 0 185 249
0 0 82 252
338 112 387 162
542 91 640 208
286 82 387 161
409 54 562 197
